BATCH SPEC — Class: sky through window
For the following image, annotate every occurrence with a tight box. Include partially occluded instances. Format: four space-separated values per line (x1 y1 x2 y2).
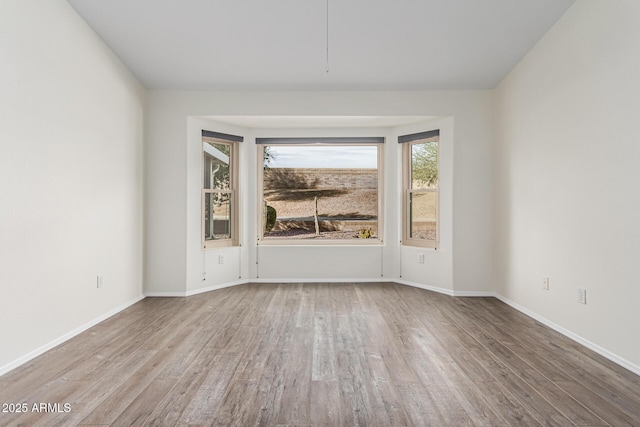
266 146 377 168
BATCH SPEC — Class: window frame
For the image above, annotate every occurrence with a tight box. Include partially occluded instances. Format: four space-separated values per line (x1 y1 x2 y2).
256 141 384 246
402 133 440 249
201 135 239 249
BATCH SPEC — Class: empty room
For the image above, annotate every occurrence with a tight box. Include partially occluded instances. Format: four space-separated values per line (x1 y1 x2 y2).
1 0 639 425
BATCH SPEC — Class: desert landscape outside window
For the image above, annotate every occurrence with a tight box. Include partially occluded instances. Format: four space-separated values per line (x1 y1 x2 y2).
257 138 384 243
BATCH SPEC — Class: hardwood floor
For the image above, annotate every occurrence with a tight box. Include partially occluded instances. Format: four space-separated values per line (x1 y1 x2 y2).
1 282 639 426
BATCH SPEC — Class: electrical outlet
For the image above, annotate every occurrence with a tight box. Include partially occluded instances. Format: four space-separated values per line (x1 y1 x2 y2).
542 277 549 290
218 254 225 264
578 288 587 305
96 275 103 288
417 254 425 264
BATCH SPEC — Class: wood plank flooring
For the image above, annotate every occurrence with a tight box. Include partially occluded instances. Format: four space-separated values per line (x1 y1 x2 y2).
1 282 639 426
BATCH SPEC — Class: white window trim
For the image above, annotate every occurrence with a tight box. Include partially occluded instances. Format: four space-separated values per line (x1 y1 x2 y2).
202 136 239 249
402 134 440 249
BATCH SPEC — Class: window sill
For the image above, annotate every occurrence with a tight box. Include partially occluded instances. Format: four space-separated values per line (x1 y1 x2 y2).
401 240 439 250
257 239 383 247
202 240 238 250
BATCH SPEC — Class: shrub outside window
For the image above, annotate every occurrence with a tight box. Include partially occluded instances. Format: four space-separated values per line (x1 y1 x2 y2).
402 131 439 248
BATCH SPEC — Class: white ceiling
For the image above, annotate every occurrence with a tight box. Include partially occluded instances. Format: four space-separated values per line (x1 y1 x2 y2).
67 0 574 91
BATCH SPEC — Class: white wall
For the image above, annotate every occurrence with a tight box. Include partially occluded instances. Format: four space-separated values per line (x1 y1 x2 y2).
0 0 145 373
144 90 493 295
493 0 640 370
186 117 247 294
144 98 188 294
396 118 455 293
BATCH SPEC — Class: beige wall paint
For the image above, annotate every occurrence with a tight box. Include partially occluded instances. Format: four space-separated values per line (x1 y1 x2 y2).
493 0 640 369
0 0 145 373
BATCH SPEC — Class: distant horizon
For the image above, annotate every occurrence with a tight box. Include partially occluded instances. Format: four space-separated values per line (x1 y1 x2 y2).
266 146 378 169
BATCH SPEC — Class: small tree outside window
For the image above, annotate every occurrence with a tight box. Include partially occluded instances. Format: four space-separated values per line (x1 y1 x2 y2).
402 131 439 248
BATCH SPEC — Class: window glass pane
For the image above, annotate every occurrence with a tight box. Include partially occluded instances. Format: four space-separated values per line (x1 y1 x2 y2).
262 145 379 240
411 141 438 189
410 191 436 241
204 192 231 240
203 141 231 190
264 145 378 168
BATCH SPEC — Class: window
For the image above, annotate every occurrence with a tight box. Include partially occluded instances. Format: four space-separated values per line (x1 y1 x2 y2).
202 130 241 249
401 130 439 248
257 137 384 244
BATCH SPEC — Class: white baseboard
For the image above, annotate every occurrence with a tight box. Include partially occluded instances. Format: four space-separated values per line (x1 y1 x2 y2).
146 278 495 297
0 294 145 377
144 280 249 298
185 279 249 296
495 294 640 377
144 291 188 297
395 279 455 296
452 290 497 297
396 279 496 297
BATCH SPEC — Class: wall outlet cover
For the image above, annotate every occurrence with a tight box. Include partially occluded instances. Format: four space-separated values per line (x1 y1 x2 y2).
578 288 587 305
